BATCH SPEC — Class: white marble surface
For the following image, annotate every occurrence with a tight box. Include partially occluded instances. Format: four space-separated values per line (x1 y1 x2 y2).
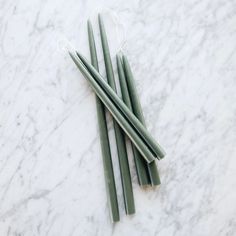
1 0 236 235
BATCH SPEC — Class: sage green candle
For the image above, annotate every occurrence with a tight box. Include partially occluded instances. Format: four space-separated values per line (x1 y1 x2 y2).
87 20 120 222
122 54 161 186
116 54 150 186
98 15 135 215
76 52 165 162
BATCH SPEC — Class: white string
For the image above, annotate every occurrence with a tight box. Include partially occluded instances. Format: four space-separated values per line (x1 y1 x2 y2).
103 9 127 53
56 9 127 56
56 35 76 57
59 39 74 53
89 8 127 53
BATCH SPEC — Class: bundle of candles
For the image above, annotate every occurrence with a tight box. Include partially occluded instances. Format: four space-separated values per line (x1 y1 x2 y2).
69 14 166 222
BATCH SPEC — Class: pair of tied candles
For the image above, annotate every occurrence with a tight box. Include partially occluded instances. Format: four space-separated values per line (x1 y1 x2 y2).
69 14 166 222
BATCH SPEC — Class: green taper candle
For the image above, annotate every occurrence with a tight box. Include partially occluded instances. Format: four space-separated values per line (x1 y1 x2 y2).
122 54 161 186
116 54 150 186
69 52 157 165
87 20 120 222
98 15 135 215
76 52 165 161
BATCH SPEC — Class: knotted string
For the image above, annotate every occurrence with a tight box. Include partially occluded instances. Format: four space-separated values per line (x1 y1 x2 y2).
57 9 126 56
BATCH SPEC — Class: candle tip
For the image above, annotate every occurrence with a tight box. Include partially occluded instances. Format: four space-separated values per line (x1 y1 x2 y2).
98 13 103 24
87 19 92 26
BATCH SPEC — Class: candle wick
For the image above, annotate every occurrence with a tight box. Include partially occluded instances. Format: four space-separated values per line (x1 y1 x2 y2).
98 9 127 52
57 37 76 56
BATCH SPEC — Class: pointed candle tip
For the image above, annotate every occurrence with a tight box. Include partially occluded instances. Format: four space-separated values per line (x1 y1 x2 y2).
67 47 75 56
87 19 92 27
76 51 81 58
98 13 103 23
68 50 77 62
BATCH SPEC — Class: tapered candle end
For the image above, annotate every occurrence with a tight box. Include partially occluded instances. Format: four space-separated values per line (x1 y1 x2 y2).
76 51 85 63
122 54 128 64
68 49 75 59
98 13 102 21
116 54 120 61
98 13 104 28
116 54 123 70
87 19 92 29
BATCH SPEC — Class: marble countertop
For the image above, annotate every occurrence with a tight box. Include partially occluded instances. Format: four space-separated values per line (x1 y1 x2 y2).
1 0 236 235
